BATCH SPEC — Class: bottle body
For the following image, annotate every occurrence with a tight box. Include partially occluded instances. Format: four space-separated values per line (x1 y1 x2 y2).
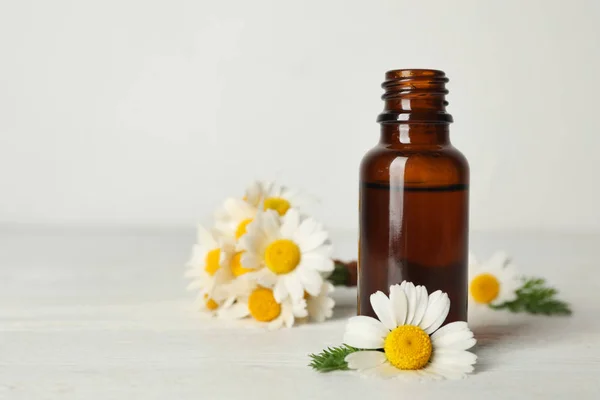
358 70 469 323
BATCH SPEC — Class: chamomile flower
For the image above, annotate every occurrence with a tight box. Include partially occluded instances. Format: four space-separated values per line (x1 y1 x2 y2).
306 282 335 323
185 225 235 312
469 252 520 306
218 283 308 330
343 282 476 380
238 209 334 302
245 181 311 216
214 197 258 240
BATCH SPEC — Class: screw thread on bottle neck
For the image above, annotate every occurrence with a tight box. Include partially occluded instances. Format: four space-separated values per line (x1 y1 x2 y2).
378 69 453 124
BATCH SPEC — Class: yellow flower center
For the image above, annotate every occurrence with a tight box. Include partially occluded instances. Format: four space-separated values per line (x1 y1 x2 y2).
470 273 501 304
206 298 219 310
264 239 301 274
263 197 291 216
203 294 219 311
384 325 432 370
248 287 281 322
204 248 221 276
230 251 253 277
235 218 253 239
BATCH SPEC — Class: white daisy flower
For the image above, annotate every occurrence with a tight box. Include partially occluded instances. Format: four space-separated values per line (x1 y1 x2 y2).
343 282 477 380
214 197 258 240
218 284 308 330
469 252 520 306
306 282 335 323
244 180 311 216
185 225 235 313
238 208 335 303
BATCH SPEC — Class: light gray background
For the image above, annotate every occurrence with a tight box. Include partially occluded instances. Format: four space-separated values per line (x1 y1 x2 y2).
1 0 598 232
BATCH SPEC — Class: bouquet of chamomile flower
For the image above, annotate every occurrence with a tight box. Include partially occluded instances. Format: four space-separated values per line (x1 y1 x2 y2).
185 181 335 329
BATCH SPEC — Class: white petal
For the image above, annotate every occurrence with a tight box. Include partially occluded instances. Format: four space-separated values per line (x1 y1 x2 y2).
487 251 510 269
187 244 208 267
283 308 295 328
267 316 284 330
298 231 329 253
281 187 301 203
492 279 520 305
186 280 203 290
345 316 388 336
370 291 397 330
430 359 476 373
240 252 261 270
218 254 232 272
409 285 428 326
217 303 249 319
345 351 387 370
322 281 334 295
443 338 477 350
292 299 308 318
432 323 476 351
299 254 334 272
280 208 300 238
223 198 246 220
432 349 477 367
244 181 262 205
344 316 387 349
298 267 323 296
403 282 417 325
309 244 333 258
414 369 443 381
222 296 236 308
362 362 402 379
499 264 518 278
264 181 280 197
418 290 447 331
261 181 274 195
273 279 289 303
261 211 281 239
431 321 468 340
389 285 408 326
238 233 259 252
423 295 450 334
283 273 304 302
294 218 318 242
423 364 469 380
308 296 334 322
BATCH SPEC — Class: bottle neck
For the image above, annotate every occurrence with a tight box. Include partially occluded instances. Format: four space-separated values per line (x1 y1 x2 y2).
380 123 450 146
377 69 453 125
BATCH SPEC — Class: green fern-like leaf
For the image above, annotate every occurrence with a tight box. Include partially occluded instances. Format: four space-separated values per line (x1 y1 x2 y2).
308 345 359 372
490 277 572 315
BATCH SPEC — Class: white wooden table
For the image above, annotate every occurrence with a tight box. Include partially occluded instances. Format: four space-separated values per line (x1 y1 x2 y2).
1 227 599 399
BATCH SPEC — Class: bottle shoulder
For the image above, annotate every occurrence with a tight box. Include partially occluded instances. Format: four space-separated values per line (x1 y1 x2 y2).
360 144 469 185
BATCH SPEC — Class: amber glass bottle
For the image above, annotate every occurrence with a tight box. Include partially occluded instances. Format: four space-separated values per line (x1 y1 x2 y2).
358 69 469 324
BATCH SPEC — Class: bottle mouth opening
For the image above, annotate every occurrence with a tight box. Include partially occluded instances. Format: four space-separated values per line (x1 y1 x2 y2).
384 69 447 80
